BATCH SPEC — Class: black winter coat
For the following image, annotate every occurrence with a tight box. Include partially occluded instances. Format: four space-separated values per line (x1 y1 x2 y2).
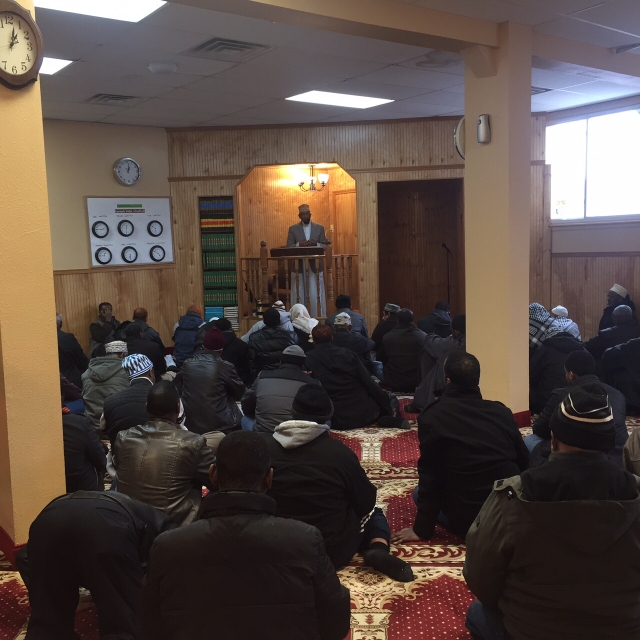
62 413 107 493
181 350 245 434
599 296 637 331
529 333 585 414
371 315 398 358
305 343 392 430
57 330 89 389
195 323 252 384
585 324 640 360
602 337 640 410
332 328 375 370
138 491 351 640
125 337 167 379
264 431 378 568
248 326 297 374
417 309 452 338
102 378 151 445
381 323 427 391
415 384 529 539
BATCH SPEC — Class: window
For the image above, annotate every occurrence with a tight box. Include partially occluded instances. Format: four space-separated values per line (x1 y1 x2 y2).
546 109 640 220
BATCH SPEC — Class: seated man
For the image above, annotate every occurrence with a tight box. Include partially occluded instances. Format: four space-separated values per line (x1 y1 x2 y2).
132 307 165 351
102 353 154 446
241 345 320 432
241 300 294 343
392 352 529 543
139 430 351 640
82 340 129 429
182 326 245 435
331 312 377 373
88 301 120 358
405 314 466 413
463 384 640 640
57 313 88 389
371 303 400 359
195 317 251 384
529 331 585 414
381 308 427 392
19 491 171 640
172 305 205 368
528 350 627 468
599 283 636 331
114 381 215 526
264 385 414 582
585 304 640 362
325 294 368 337
306 325 409 430
602 336 640 413
417 301 452 338
123 322 167 379
551 305 581 340
248 307 297 374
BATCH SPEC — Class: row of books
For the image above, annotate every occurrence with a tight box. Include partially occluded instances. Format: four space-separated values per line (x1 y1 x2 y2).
201 233 235 251
223 306 240 331
204 290 238 306
204 272 237 288
203 253 236 269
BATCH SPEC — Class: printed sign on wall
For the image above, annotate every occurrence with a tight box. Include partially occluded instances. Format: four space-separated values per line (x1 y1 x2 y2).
87 197 174 268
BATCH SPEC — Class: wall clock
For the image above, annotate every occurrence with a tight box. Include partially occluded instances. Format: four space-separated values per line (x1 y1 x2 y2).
0 0 44 90
118 219 134 237
113 157 141 186
92 221 109 239
150 245 165 262
454 116 465 160
147 220 163 237
121 246 138 263
95 247 112 265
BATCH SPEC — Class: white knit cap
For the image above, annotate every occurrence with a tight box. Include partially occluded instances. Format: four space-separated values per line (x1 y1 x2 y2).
610 284 628 299
334 312 352 326
552 305 568 317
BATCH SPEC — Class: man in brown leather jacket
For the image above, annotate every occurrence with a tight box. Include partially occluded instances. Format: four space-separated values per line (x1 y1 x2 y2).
114 381 215 526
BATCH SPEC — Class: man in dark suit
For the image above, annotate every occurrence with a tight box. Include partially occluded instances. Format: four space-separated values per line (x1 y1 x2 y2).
286 204 330 317
57 313 89 389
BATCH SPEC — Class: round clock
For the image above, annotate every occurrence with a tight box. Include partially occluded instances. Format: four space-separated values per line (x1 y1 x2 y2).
92 221 109 239
113 157 141 186
150 245 166 262
95 247 112 265
453 116 465 160
0 1 44 90
118 219 134 237
121 246 138 264
147 220 163 237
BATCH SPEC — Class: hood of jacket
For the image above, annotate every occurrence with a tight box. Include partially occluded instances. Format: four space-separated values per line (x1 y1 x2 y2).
86 356 125 383
429 309 452 327
198 490 276 520
273 420 330 449
542 332 584 353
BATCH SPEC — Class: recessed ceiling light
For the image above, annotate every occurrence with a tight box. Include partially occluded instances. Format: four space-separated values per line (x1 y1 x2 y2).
34 0 166 22
40 57 73 75
286 90 394 109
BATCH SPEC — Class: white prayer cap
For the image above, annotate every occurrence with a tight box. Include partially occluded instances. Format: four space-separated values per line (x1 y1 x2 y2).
610 284 628 299
334 312 352 326
552 306 568 317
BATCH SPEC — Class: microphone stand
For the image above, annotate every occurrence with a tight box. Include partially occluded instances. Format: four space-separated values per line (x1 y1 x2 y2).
442 243 452 304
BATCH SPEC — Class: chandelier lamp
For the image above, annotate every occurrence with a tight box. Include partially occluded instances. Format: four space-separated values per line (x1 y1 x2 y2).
298 165 329 192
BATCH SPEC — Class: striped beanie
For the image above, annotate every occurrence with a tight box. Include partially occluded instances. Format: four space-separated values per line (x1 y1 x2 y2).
122 354 153 379
550 383 615 452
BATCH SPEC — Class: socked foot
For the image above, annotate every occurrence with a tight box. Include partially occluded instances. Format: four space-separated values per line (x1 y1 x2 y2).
363 547 414 582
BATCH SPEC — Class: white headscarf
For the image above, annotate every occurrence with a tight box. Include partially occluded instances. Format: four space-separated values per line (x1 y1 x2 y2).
290 303 318 336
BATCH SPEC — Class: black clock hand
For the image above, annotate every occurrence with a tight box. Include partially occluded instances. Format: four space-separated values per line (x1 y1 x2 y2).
9 27 16 50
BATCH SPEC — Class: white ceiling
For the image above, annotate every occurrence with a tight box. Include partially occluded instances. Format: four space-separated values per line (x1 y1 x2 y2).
37 0 640 127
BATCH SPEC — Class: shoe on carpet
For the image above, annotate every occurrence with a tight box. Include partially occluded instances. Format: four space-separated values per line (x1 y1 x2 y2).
363 546 415 582
403 403 419 414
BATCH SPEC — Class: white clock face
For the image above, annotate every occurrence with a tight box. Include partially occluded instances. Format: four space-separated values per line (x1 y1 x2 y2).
92 221 109 239
122 246 138 263
95 247 112 265
118 220 134 237
0 12 37 76
148 220 163 237
114 158 140 186
150 245 165 262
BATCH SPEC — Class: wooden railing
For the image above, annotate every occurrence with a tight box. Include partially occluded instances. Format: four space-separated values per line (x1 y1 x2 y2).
240 241 358 319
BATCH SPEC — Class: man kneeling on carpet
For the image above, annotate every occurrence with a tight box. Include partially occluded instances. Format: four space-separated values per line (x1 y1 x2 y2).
263 384 414 582
138 431 351 640
392 352 529 544
463 384 640 640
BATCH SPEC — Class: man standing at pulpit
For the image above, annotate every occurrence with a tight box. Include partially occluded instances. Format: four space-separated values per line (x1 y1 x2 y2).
286 204 329 317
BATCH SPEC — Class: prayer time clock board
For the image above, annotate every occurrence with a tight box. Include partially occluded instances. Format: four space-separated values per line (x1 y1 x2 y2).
87 197 174 268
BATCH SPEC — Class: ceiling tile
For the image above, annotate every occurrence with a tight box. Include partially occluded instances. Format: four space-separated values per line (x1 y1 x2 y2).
122 97 242 118
160 84 276 108
101 24 212 56
572 0 640 35
356 66 464 90
100 111 206 127
533 16 639 47
402 90 465 107
531 88 606 109
41 101 125 118
201 115 277 126
360 101 458 117
315 78 433 100
532 67 598 90
398 51 465 76
508 0 613 16
561 79 640 98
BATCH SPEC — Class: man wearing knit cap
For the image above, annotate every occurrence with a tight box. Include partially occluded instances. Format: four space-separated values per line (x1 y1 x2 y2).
264 384 414 583
331 311 377 375
599 283 637 331
241 344 320 433
550 304 581 340
82 340 129 429
464 383 640 640
182 326 245 435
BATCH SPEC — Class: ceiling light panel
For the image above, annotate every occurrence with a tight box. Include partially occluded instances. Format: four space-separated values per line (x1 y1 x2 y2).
40 57 73 74
286 91 393 109
34 0 166 23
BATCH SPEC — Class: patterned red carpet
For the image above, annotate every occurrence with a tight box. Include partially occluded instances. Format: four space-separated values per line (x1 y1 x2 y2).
2 408 640 639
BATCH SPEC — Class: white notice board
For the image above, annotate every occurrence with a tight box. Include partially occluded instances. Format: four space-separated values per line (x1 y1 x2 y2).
87 197 174 268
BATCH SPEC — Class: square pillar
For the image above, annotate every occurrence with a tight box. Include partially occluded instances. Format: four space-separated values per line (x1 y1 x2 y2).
0 1 66 560
463 22 532 418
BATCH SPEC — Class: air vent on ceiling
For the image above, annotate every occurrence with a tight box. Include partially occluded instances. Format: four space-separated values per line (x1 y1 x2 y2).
85 93 144 106
531 86 552 96
183 37 272 62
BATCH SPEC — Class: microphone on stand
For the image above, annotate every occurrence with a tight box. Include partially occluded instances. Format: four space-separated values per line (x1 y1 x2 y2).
441 243 452 303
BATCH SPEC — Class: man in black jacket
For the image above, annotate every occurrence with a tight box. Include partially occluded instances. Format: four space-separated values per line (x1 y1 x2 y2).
529 332 585 414
123 322 167 379
195 317 251 384
381 308 427 392
265 385 414 582
598 283 636 331
392 352 529 543
88 301 121 358
182 326 245 435
132 307 165 351
20 491 172 640
586 305 640 361
306 325 409 430
528 350 628 468
602 336 640 412
241 345 320 432
57 313 88 389
138 430 351 640
248 307 297 375
332 311 376 372
417 301 452 337
371 303 400 359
